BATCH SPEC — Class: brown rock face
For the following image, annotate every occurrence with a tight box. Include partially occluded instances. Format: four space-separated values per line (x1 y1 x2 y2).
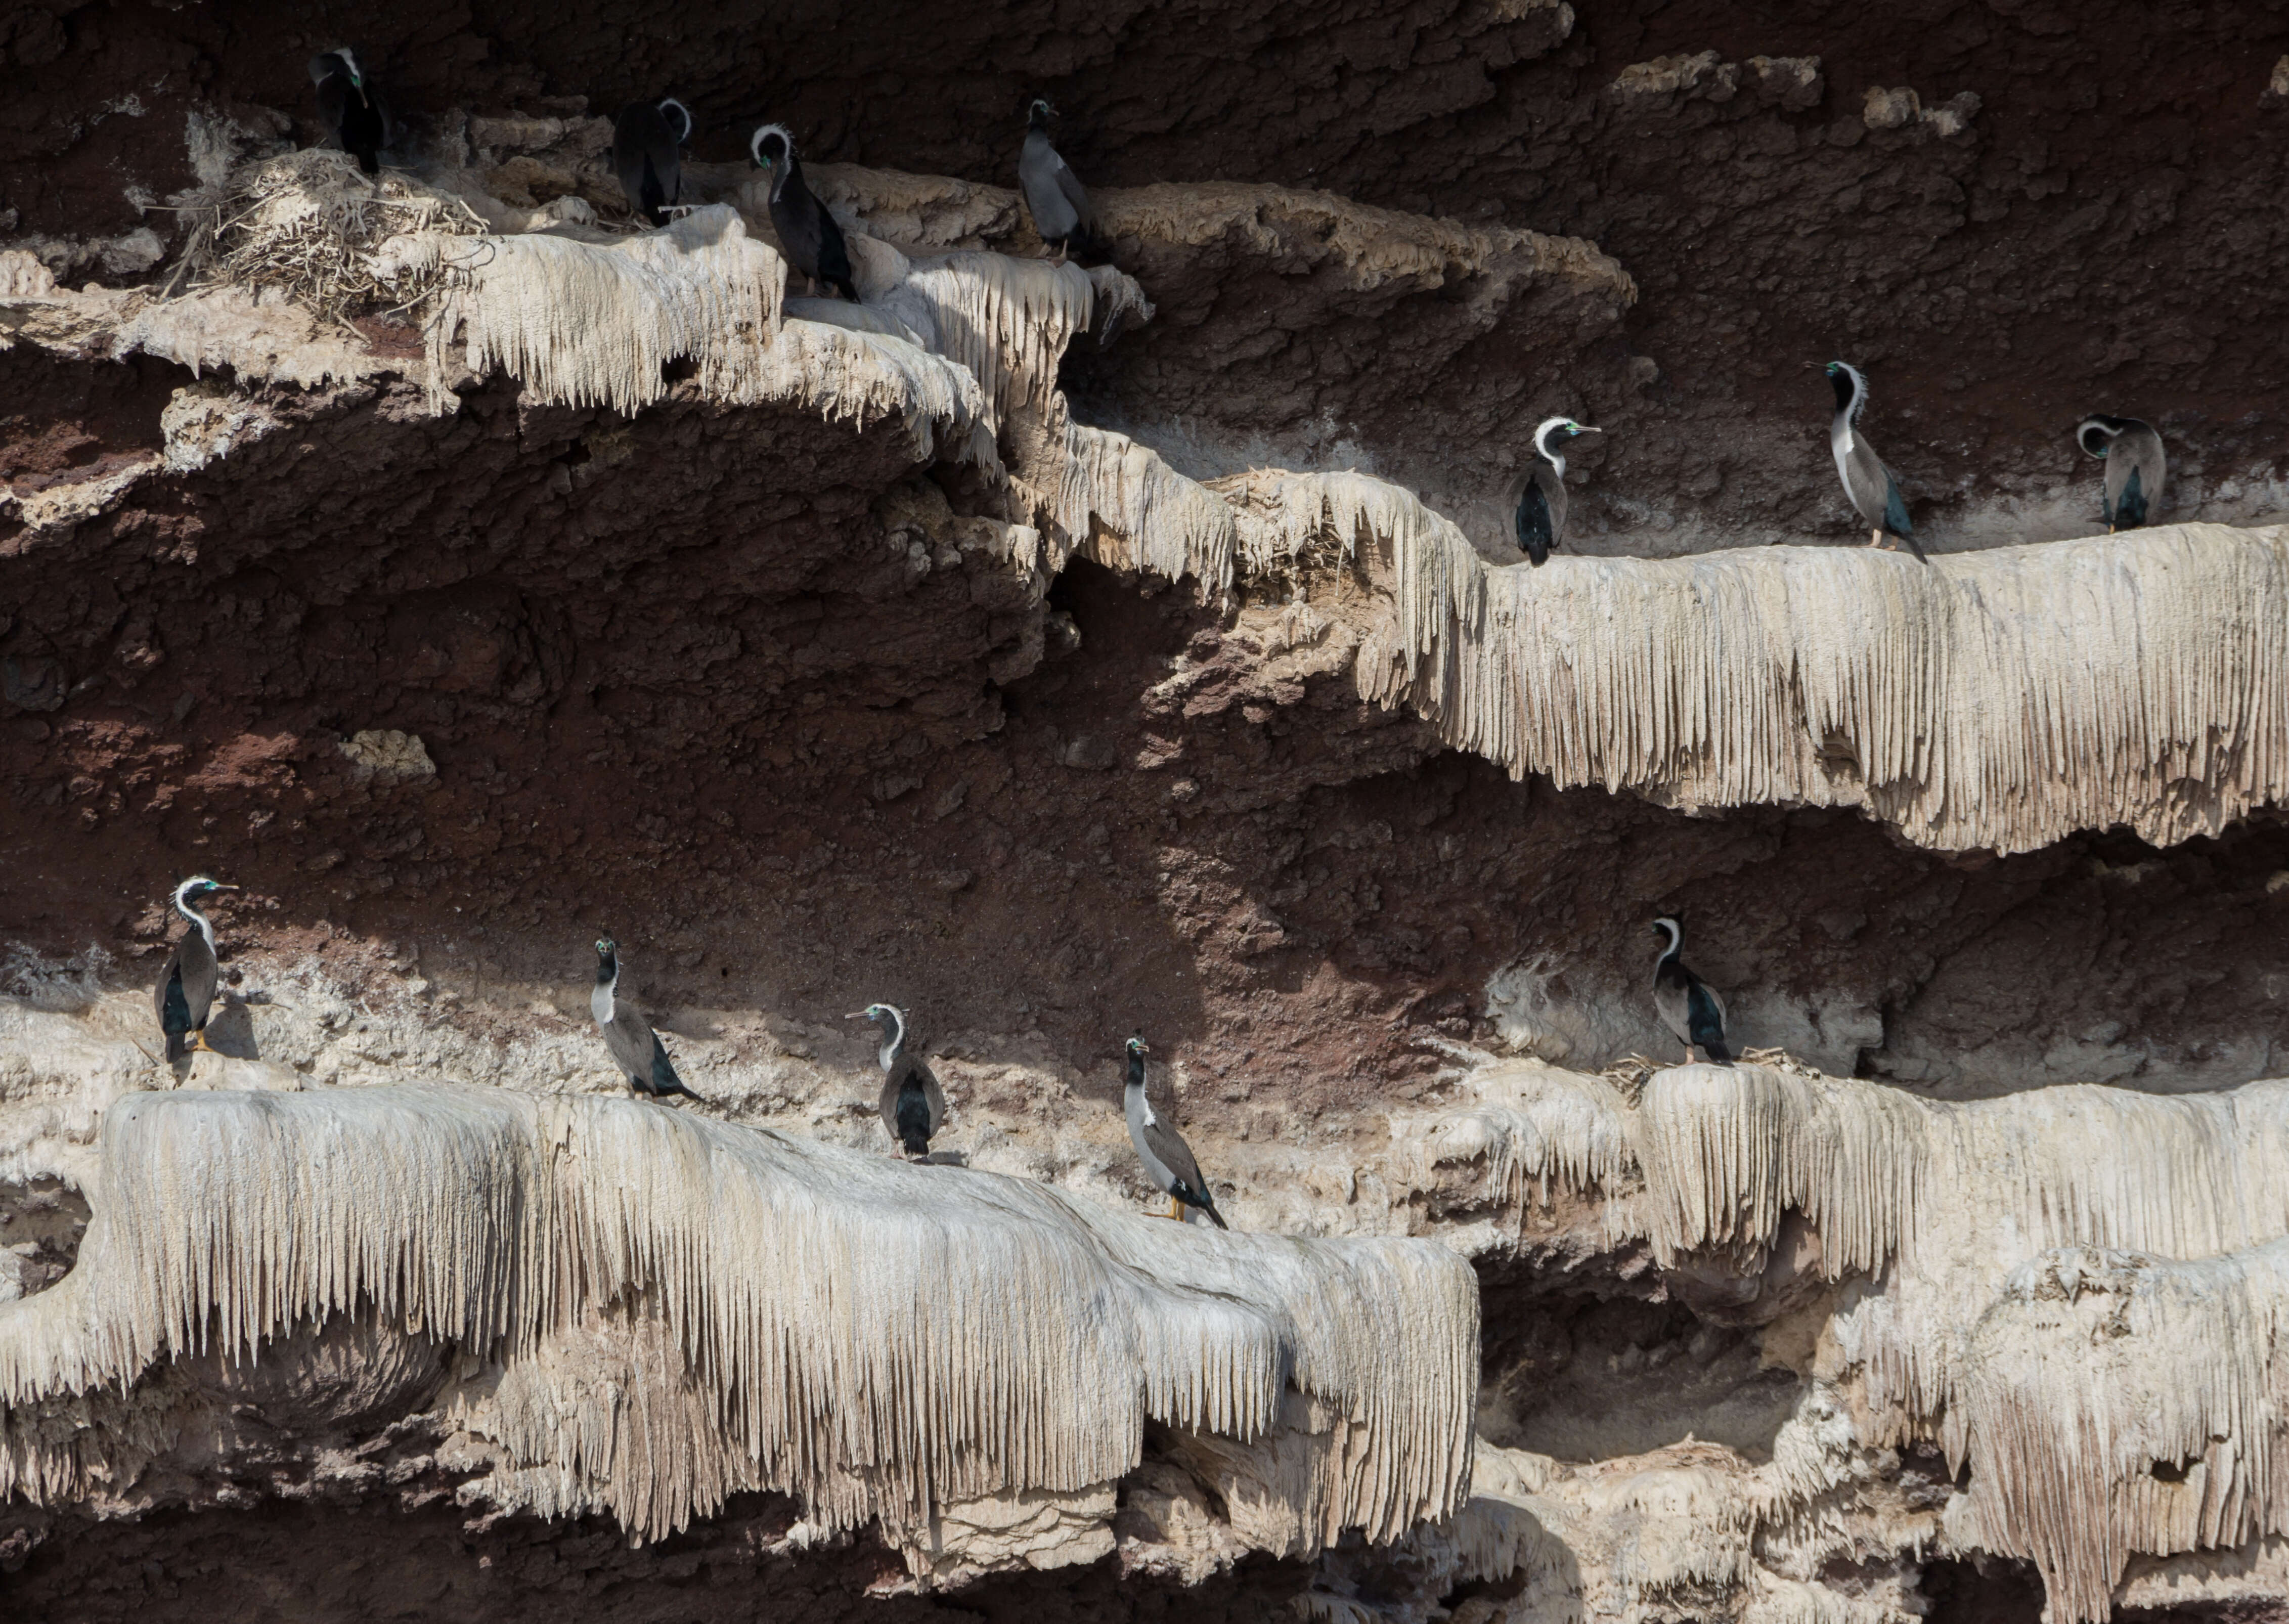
6 2 2289 1620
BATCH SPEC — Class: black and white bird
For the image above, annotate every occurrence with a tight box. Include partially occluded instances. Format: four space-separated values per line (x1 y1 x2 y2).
2076 415 2167 532
1122 1036 1227 1228
155 876 237 1061
848 1001 946 1159
613 97 692 228
749 124 857 300
590 939 702 1102
308 49 388 175
1513 416 1601 565
1825 362 1925 561
1650 917 1732 1066
1018 98 1101 262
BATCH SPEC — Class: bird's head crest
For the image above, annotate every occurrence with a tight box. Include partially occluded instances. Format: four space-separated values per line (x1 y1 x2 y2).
749 123 793 169
1826 361 1867 419
2077 415 2134 458
308 50 363 90
1532 415 1597 469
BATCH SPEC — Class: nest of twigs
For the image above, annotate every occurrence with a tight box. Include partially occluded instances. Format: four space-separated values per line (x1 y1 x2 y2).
163 148 485 328
1600 1055 1657 1101
1600 1044 1816 1100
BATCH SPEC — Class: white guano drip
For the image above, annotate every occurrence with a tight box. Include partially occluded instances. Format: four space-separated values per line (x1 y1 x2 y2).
0 1087 1479 1553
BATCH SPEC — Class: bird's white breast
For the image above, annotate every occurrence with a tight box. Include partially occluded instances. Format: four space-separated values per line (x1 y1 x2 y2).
1830 418 1856 483
591 984 613 1025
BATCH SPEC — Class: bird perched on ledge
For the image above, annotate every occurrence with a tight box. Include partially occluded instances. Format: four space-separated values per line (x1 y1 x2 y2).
850 1001 945 1159
1513 416 1601 565
1018 97 1101 263
2076 414 2166 532
155 876 237 1060
309 49 388 175
591 939 702 1102
613 96 693 228
750 123 857 300
1122 1036 1227 1228
1825 361 1925 561
1650 916 1732 1066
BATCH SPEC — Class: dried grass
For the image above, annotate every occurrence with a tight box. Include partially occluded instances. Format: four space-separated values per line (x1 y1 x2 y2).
164 149 482 326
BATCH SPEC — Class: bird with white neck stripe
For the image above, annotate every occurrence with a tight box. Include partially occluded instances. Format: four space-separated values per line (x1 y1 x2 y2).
2076 414 2167 533
307 49 388 175
1513 416 1600 565
849 1001 945 1159
590 939 702 1102
1824 361 1925 560
1122 1036 1227 1227
155 876 237 1060
1650 916 1732 1066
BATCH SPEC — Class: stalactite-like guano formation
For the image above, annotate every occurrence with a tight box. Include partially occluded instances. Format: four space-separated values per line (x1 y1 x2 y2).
8 12 2289 1620
0 1087 1477 1572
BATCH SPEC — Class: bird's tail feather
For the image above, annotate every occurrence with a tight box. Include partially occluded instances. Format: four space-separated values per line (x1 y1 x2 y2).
1202 1203 1229 1231
1067 224 1112 268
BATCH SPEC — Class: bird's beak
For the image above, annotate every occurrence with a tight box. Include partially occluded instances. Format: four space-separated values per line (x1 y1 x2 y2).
844 1011 866 1020
1578 426 1602 434
214 884 241 892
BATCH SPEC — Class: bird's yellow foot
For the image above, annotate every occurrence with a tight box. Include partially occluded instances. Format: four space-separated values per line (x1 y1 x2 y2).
1166 1194 1186 1221
188 1031 217 1055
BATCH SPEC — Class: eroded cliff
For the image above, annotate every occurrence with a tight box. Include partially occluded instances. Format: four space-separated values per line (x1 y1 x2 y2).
5 2 2289 1620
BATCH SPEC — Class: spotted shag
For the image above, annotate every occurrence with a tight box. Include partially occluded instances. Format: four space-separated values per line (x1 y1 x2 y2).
2076 415 2167 532
1514 416 1600 565
613 97 692 227
750 123 857 300
1122 1036 1227 1227
1826 361 1925 560
1017 97 1101 262
849 1002 946 1158
1650 916 1732 1066
591 939 702 1102
155 876 236 1060
309 49 388 175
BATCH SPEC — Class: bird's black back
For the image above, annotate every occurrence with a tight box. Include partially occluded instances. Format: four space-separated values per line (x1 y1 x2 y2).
1515 480 1556 565
644 1031 698 1099
613 103 683 226
895 1077 933 1156
315 69 386 174
1685 980 1732 1064
771 162 858 301
157 958 193 1059
2115 465 2148 529
154 927 219 1060
605 998 700 1101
